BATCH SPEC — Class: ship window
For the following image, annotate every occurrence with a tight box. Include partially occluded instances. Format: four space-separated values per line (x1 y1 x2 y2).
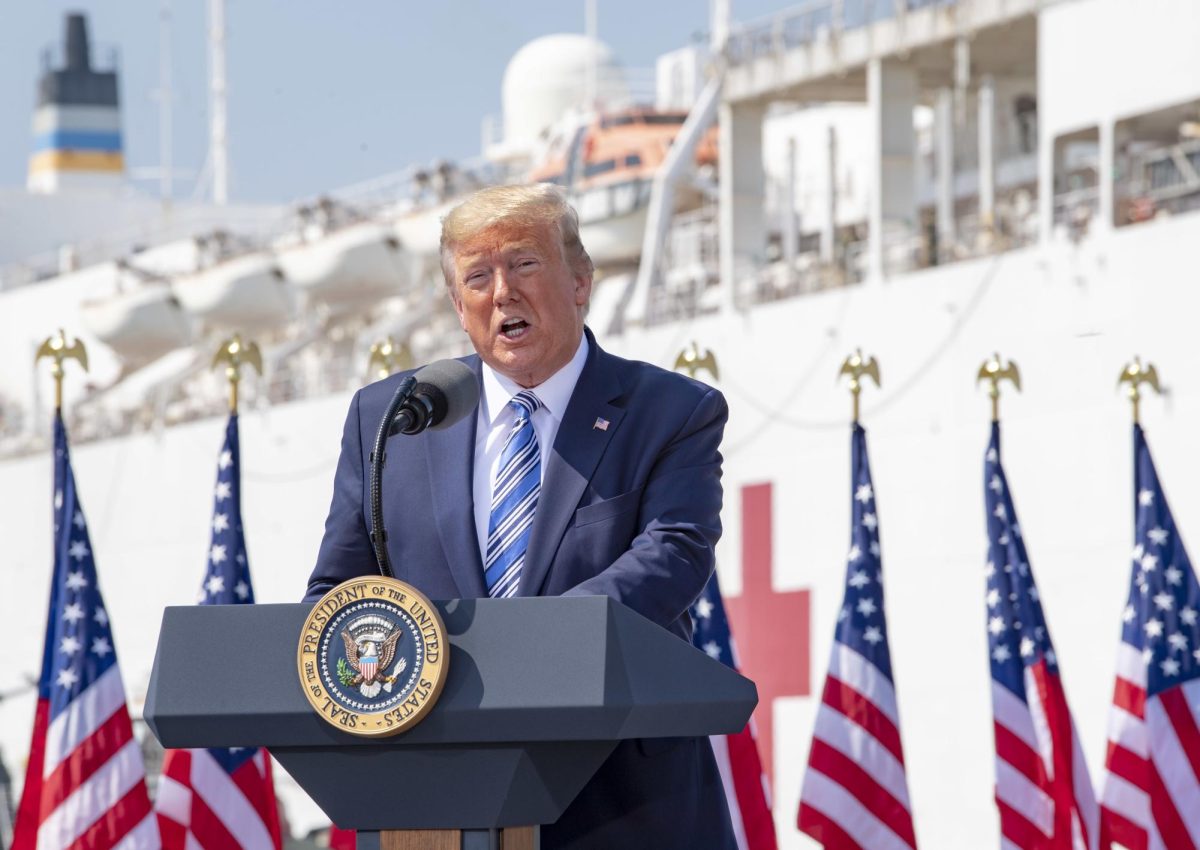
584 159 618 178
644 114 687 126
624 154 642 167
1114 96 1200 228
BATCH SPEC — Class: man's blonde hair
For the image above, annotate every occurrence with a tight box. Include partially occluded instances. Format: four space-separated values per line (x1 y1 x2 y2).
439 184 594 288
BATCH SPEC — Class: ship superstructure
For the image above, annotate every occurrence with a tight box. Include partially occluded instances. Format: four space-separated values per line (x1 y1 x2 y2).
1 1 1199 846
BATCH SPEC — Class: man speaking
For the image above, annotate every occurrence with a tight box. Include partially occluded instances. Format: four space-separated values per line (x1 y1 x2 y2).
305 184 737 849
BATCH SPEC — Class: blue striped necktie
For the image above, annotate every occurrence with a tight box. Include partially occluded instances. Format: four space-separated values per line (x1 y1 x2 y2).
484 391 543 598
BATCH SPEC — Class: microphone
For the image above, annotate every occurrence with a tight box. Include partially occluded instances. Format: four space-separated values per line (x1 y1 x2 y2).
388 358 479 436
368 358 479 578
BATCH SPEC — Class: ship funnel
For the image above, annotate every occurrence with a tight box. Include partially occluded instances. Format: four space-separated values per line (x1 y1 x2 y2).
27 12 124 195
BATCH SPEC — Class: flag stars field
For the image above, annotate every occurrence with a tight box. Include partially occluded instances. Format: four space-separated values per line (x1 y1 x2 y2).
1101 424 1200 848
688 571 777 849
155 413 282 850
798 424 917 850
981 422 1099 849
13 415 160 849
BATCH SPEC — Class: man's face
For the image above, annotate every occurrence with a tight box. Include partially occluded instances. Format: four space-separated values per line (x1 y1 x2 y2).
449 220 592 388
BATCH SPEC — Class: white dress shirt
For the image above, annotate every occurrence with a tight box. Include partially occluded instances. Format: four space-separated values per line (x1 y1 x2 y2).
472 334 590 564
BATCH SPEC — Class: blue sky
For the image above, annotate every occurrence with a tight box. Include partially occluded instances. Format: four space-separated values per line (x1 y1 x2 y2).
0 1 785 203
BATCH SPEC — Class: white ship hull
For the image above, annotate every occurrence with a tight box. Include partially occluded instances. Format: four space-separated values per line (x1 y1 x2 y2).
2 214 1197 846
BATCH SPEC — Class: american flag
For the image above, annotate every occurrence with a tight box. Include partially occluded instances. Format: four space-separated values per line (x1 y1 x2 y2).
690 573 779 850
1100 424 1200 850
12 415 161 849
154 415 282 850
983 423 1099 849
797 424 918 850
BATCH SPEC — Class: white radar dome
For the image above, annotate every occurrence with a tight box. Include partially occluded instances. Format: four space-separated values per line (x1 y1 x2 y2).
502 34 630 148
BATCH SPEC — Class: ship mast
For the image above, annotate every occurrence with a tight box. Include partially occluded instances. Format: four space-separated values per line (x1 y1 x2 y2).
208 0 229 204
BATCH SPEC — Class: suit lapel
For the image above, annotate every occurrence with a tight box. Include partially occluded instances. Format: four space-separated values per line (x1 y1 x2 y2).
519 335 625 597
424 357 488 599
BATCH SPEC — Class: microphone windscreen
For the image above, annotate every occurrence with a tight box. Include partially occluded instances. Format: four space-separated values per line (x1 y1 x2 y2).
412 359 479 431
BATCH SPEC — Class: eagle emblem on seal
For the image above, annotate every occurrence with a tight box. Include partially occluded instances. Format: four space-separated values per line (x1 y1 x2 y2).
338 615 407 698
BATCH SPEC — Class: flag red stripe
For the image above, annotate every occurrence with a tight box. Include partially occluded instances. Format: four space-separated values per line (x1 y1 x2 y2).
1100 805 1149 850
994 720 1048 787
1159 688 1200 787
806 739 917 847
160 748 192 783
1146 761 1197 850
12 697 50 850
1029 663 1089 848
797 801 865 850
996 798 1048 848
157 811 189 850
229 755 282 849
724 725 778 850
822 676 905 764
1105 741 1152 793
62 781 153 850
189 789 242 850
260 752 283 850
39 706 132 814
1113 676 1146 719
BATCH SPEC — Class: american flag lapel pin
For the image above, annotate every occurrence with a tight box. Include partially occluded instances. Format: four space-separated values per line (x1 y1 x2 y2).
593 417 610 431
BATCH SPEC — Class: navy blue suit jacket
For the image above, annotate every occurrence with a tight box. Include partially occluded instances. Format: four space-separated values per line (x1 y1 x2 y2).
305 330 736 849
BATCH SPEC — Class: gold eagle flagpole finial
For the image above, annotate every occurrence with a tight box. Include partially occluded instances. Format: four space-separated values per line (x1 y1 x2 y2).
1117 356 1161 425
367 336 412 382
838 348 881 424
35 329 89 412
673 341 719 382
212 334 263 414
976 353 1021 422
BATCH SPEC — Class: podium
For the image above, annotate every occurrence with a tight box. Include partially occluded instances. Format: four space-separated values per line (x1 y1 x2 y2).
144 595 757 849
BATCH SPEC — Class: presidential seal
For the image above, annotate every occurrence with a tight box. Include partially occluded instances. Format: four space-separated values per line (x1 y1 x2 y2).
297 577 448 737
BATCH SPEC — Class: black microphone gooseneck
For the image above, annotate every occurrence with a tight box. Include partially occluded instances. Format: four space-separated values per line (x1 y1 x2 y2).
369 375 416 578
366 359 481 578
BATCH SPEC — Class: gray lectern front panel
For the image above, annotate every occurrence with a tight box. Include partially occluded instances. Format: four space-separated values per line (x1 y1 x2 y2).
144 596 756 830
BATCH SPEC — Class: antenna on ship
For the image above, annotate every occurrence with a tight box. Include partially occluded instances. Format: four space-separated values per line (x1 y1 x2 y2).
157 0 174 204
1118 357 1161 425
838 348 880 425
584 0 597 112
35 330 89 413
212 334 262 413
976 353 1021 422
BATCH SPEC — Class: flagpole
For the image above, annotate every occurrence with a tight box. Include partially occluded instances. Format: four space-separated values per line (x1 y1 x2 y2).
1118 356 1161 424
212 333 262 414
976 353 1021 422
838 348 880 424
34 329 88 413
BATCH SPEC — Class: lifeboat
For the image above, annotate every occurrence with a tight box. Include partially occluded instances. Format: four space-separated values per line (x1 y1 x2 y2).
392 201 455 260
172 250 293 329
79 263 192 365
529 108 718 268
276 219 407 310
